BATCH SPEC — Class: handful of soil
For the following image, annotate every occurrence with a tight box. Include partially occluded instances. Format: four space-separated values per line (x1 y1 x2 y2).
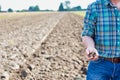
88 52 96 58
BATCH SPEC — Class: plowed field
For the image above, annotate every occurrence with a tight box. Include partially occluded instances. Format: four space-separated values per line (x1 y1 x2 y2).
0 12 87 80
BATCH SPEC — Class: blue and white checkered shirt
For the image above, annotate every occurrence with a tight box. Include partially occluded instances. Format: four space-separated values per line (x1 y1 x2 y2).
82 0 120 58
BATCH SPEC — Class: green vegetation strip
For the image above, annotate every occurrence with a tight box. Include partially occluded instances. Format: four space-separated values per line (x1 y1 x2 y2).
72 11 86 17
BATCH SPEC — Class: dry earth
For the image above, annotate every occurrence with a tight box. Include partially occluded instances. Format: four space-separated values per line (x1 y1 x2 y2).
0 12 87 80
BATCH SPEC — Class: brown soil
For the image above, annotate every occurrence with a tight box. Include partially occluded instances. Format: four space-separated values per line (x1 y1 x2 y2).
0 12 87 80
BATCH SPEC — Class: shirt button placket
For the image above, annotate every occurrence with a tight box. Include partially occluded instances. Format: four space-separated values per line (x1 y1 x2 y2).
117 13 120 50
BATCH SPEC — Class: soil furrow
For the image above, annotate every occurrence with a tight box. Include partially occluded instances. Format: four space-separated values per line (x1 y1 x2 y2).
0 12 86 80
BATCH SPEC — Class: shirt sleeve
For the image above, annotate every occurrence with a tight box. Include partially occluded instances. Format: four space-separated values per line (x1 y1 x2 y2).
82 4 97 38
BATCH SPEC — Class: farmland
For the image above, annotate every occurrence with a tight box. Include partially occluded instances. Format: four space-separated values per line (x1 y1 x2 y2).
0 12 86 80
73 11 86 17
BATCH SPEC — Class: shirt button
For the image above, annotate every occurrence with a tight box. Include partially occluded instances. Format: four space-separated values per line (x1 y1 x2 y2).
117 42 120 44
117 18 120 21
118 30 120 32
115 8 117 10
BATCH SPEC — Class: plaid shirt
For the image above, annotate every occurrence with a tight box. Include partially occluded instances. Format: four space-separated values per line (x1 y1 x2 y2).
82 0 120 58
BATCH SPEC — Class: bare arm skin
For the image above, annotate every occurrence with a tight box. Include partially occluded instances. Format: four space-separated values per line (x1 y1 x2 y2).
82 36 95 48
82 36 99 60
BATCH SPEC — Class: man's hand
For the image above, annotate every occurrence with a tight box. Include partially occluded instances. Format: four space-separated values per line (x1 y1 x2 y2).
86 47 99 61
82 36 99 60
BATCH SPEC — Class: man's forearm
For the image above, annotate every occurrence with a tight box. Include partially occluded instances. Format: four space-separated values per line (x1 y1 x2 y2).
82 36 95 48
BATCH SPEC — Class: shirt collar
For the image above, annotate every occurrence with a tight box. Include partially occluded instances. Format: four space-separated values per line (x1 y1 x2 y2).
104 0 110 6
104 0 116 8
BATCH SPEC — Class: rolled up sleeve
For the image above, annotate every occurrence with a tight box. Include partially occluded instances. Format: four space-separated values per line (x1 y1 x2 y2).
82 4 97 38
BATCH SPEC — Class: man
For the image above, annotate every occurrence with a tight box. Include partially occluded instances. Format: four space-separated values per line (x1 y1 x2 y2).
82 0 120 80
